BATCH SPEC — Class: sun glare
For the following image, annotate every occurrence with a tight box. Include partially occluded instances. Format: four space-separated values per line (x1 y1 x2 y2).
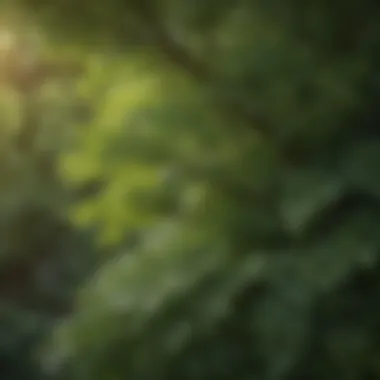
0 29 16 49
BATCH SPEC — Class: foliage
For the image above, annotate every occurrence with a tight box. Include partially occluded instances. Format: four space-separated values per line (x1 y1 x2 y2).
0 49 99 379
0 1 380 380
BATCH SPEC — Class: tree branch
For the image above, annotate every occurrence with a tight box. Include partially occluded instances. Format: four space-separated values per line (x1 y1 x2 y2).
132 7 272 138
156 32 270 135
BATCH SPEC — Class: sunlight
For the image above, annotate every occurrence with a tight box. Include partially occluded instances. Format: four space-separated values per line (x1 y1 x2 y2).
0 29 16 51
0 24 48 93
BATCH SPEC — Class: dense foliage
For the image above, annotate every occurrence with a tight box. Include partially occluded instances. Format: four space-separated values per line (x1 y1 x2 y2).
0 1 380 379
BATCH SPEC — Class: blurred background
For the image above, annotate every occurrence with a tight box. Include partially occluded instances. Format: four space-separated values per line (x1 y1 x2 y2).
0 1 379 379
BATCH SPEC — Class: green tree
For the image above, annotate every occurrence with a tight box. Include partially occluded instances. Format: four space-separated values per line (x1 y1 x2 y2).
5 1 380 379
0 33 99 379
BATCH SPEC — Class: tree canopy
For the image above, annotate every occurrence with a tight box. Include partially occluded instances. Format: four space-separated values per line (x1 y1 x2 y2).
0 1 379 379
